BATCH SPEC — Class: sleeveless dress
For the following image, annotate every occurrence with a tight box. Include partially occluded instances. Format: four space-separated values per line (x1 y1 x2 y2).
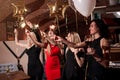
45 44 61 80
26 31 43 80
86 37 106 80
61 48 85 80
26 46 43 80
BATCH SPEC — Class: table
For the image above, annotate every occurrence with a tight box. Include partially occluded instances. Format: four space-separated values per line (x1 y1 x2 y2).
110 47 120 61
0 71 30 80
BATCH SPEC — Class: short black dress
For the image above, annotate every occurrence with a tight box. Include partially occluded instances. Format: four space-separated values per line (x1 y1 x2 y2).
86 37 106 80
26 45 43 79
26 31 43 80
61 48 85 80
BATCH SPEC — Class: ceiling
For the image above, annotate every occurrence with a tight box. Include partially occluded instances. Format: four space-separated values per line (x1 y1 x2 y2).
0 0 120 33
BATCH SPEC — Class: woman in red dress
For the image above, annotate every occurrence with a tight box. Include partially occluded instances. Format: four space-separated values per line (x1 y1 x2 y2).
44 25 61 80
45 43 61 80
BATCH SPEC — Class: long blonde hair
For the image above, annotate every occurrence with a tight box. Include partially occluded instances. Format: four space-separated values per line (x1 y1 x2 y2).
69 32 81 43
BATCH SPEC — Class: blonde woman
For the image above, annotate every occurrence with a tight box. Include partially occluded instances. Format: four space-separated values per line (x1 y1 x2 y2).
61 32 85 80
14 21 44 80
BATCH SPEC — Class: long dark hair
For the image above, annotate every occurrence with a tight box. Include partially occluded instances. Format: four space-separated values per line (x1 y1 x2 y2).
25 25 41 42
32 29 41 42
91 19 109 39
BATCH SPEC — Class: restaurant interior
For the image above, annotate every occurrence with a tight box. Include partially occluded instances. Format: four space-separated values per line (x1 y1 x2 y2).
0 0 120 80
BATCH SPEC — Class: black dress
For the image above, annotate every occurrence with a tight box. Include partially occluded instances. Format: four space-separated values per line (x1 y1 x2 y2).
86 37 106 80
26 45 43 80
26 31 43 80
61 48 85 80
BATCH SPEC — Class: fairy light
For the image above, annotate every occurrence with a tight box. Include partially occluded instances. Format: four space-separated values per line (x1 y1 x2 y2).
34 24 39 29
50 24 56 30
20 21 26 28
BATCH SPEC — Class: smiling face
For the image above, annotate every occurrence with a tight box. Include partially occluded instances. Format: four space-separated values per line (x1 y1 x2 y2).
48 30 56 40
89 21 99 35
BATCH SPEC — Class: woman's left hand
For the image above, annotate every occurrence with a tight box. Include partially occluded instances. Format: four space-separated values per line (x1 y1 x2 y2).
86 47 95 55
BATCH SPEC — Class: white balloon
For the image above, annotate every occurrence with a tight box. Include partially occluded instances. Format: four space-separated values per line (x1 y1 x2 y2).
73 0 96 17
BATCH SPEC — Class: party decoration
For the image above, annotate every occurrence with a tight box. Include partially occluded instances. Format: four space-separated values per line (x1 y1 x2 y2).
73 0 96 17
11 0 27 28
47 1 57 17
47 0 69 35
47 0 69 18
11 0 27 18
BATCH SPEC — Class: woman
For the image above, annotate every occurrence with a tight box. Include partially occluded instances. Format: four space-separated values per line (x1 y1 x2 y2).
29 24 62 80
45 28 61 80
61 32 85 80
14 21 44 80
57 19 110 80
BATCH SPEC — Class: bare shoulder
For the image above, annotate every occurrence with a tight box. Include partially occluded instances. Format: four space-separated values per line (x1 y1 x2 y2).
101 38 109 45
100 38 110 49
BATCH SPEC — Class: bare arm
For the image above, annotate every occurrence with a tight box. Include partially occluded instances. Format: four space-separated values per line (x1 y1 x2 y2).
74 49 85 67
92 38 110 68
99 38 110 68
75 55 84 67
14 29 28 48
71 48 85 67
45 37 56 46
29 32 46 48
39 30 56 46
57 36 87 48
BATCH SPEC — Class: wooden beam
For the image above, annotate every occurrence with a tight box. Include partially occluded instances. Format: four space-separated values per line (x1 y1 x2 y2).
94 4 120 13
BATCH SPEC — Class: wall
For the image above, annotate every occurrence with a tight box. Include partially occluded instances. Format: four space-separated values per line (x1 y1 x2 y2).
0 41 28 73
0 40 44 74
0 22 6 41
0 40 28 74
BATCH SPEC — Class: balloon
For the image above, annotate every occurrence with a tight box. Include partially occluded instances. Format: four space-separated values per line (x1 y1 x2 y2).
73 0 96 17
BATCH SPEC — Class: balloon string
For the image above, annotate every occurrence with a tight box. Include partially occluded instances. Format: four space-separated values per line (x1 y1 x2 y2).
84 17 88 25
75 10 78 32
84 61 88 80
65 14 68 33
55 16 60 35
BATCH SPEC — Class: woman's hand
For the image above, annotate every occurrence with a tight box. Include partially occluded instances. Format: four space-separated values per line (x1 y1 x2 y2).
25 29 30 36
74 49 79 55
55 36 63 42
86 47 95 55
87 47 103 63
14 28 18 35
40 30 48 38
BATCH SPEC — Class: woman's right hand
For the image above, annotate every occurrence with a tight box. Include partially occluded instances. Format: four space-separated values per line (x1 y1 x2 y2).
86 47 95 55
41 31 47 38
14 28 18 35
55 36 62 42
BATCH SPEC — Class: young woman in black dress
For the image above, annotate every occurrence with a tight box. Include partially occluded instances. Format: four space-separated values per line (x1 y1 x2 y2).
61 32 85 80
14 21 44 80
57 19 110 80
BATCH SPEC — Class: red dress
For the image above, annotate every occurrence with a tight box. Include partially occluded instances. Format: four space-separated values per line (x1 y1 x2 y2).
45 44 61 80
